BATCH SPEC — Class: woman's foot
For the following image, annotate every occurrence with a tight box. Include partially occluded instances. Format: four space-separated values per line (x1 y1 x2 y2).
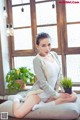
32 101 44 110
32 101 55 110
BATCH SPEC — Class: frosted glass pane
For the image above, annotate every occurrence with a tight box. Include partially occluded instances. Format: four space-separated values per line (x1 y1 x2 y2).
36 1 57 25
14 56 35 73
37 26 58 48
67 55 80 82
12 5 31 27
14 28 32 50
66 4 80 22
12 0 30 5
67 24 80 47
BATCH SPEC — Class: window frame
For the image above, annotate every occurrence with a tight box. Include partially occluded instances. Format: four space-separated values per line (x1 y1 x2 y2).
6 0 80 92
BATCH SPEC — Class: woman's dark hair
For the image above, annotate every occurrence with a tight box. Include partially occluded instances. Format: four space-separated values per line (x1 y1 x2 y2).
36 32 51 45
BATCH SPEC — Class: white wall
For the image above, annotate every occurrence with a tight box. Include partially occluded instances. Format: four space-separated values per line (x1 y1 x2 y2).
0 0 10 89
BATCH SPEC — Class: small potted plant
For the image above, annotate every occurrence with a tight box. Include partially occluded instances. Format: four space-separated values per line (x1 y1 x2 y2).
6 67 35 94
60 77 72 94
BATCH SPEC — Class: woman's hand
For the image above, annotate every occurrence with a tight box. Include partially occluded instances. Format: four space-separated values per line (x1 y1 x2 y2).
46 93 72 102
60 93 72 99
55 92 77 104
45 96 56 103
60 92 77 99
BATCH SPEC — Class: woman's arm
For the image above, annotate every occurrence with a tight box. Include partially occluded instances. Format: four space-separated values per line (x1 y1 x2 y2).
54 79 60 92
33 57 59 98
46 92 77 104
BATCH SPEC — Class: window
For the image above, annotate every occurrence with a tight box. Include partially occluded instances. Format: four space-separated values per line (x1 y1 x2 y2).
14 56 35 73
66 4 80 48
12 0 30 5
66 4 80 22
14 28 32 50
36 1 57 25
65 3 80 86
67 24 80 47
12 5 31 27
12 1 32 51
67 55 80 82
6 0 80 91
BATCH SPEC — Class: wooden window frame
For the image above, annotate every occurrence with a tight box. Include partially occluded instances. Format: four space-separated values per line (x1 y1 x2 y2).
6 0 80 91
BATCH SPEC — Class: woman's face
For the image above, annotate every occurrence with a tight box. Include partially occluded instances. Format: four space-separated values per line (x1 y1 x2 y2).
36 38 51 56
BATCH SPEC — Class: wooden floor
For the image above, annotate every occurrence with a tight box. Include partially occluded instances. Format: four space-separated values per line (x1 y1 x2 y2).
7 116 80 120
8 117 33 120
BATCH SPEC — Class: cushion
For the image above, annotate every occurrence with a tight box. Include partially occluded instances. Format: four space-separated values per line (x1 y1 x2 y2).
76 94 80 112
0 93 80 119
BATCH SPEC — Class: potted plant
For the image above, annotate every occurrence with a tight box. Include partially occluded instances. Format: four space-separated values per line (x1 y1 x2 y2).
60 77 72 94
6 67 35 94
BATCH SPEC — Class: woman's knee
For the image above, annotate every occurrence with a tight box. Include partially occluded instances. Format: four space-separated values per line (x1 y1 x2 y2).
70 94 77 102
14 111 24 118
13 94 40 118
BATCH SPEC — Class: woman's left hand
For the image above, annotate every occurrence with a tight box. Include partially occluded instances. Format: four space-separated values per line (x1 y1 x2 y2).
45 96 56 103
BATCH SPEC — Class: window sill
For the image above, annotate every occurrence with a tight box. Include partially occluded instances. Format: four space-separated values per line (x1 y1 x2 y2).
0 85 32 100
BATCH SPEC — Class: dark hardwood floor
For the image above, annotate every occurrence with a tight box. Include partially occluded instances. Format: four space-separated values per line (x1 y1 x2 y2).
7 117 80 120
8 117 33 120
0 99 6 104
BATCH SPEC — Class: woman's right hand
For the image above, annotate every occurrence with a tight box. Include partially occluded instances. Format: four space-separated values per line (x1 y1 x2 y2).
55 92 77 104
60 93 72 99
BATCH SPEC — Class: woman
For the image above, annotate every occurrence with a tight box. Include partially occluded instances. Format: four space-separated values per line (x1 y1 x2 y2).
11 32 77 118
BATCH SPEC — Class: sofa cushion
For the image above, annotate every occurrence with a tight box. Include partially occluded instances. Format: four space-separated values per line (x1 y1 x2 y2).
26 102 79 119
0 101 13 116
76 94 80 113
0 94 80 119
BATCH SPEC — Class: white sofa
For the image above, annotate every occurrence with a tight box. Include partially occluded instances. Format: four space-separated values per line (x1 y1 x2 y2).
0 91 80 119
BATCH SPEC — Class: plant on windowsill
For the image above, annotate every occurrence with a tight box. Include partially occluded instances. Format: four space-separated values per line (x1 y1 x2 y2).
60 77 72 94
6 67 35 94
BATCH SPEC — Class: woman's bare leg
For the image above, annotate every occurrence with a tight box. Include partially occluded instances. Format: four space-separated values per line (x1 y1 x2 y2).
13 94 41 118
29 93 77 111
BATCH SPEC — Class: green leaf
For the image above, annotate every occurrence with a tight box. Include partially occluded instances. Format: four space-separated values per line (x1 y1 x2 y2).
6 67 35 93
60 77 72 89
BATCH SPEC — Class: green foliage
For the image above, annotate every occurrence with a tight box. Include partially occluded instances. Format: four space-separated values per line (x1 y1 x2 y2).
60 77 72 89
6 67 35 94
